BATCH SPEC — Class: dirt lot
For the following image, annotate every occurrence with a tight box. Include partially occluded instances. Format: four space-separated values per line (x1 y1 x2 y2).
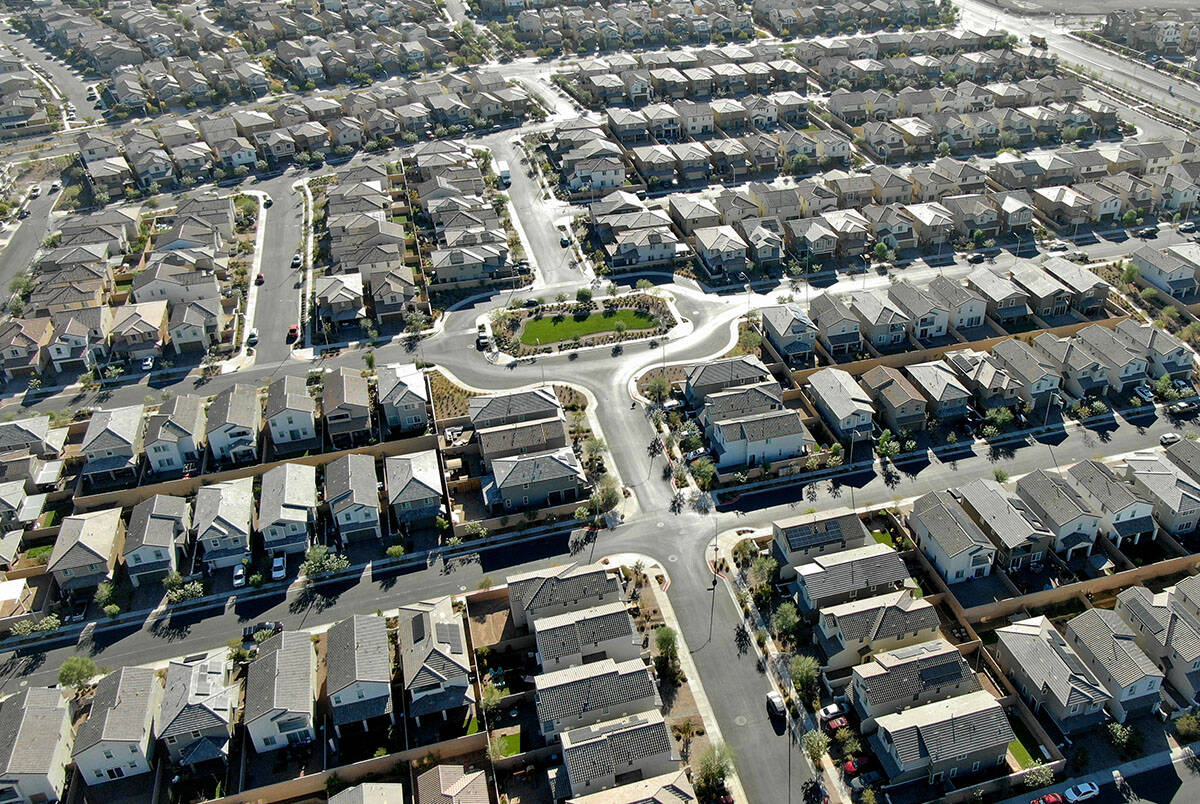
985 0 1197 15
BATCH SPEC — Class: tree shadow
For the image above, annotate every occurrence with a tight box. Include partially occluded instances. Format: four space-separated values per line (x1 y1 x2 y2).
289 584 335 615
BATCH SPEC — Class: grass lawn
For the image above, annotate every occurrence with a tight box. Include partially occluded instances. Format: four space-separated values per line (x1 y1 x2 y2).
1008 716 1041 768
519 309 657 345
464 716 480 735
494 732 521 757
872 529 895 547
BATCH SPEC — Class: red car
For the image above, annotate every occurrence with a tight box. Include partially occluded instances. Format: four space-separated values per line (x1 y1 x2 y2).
1031 796 1064 804
843 756 874 775
255 273 265 284
826 717 849 732
286 324 299 341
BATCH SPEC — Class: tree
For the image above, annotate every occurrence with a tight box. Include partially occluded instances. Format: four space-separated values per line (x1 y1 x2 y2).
646 375 672 403
748 555 778 590
772 601 799 637
575 287 593 304
636 279 653 291
655 625 678 660
362 350 376 370
480 679 503 716
582 435 607 462
873 241 890 261
738 327 762 353
993 468 1010 483
477 575 493 590
802 729 830 762
789 654 819 693
1177 712 1200 741
464 521 489 540
1023 761 1054 790
405 311 430 333
692 742 734 794
1122 209 1139 227
689 457 716 489
58 656 98 689
301 544 350 578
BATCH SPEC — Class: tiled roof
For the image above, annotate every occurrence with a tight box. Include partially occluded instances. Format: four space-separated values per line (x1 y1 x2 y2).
534 601 634 665
561 710 672 791
1066 608 1162 691
996 616 1109 711
796 543 908 605
73 667 157 755
875 690 1012 769
535 658 655 723
852 639 979 711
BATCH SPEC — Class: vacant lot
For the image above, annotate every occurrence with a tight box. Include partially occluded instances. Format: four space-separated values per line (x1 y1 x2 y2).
519 309 657 345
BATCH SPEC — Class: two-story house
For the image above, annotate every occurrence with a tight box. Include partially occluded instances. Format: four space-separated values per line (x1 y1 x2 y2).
397 597 474 723
1067 459 1157 550
48 508 125 596
124 494 188 588
157 657 236 767
377 362 429 435
258 463 316 557
243 632 317 752
385 451 443 526
1065 609 1163 724
325 453 381 542
264 375 317 453
327 615 394 736
806 368 875 443
850 639 980 732
817 590 940 672
908 491 996 584
534 658 657 740
74 667 161 785
194 477 254 570
143 395 206 475
206 384 260 465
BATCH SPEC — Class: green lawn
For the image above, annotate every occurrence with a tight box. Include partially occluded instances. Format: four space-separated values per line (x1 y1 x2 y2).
871 529 895 547
494 732 522 757
1008 716 1041 768
464 716 480 735
519 309 657 345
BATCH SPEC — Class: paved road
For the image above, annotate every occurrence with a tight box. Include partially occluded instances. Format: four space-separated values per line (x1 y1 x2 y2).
250 172 307 364
0 182 57 299
0 22 96 124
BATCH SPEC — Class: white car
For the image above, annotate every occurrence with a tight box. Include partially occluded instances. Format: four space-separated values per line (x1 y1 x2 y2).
1063 782 1100 802
140 356 154 372
817 703 846 721
1161 433 1183 447
232 565 246 588
270 556 286 581
766 690 785 717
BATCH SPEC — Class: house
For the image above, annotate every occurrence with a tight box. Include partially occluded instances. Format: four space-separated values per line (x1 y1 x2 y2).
709 407 812 470
817 590 941 671
415 766 488 804
507 562 622 630
329 783 406 804
905 361 972 423
888 281 949 341
1011 266 1072 320
81 404 145 486
1015 470 1100 560
1116 585 1200 704
0 687 73 803
966 268 1030 324
323 367 373 449
908 491 996 584
1067 459 1156 550
195 477 253 570
944 349 1021 411
258 464 316 557
396 597 473 723
1065 609 1163 724
0 318 50 382
809 294 862 359
483 446 586 514
533 601 639 672
851 639 980 733
0 415 61 459
243 632 317 753
48 508 124 595
1113 320 1193 380
124 494 187 588
1122 451 1200 536
555 711 675 799
794 543 909 612
73 668 160 785
1074 324 1148 394
991 337 1062 409
144 394 206 475
157 657 236 767
385 451 443 525
378 363 429 434
535 658 657 739
994 616 1109 734
805 368 875 443
759 305 816 365
684 355 771 407
848 290 910 350
264 375 317 451
693 225 748 278
956 478 1054 571
871 691 1013 784
564 771 695 804
860 366 927 433
206 384 260 465
1129 246 1199 299
325 454 382 542
168 297 223 354
327 615 393 735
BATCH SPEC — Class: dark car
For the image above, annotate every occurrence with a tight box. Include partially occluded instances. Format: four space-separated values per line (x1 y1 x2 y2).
850 771 885 791
263 197 273 208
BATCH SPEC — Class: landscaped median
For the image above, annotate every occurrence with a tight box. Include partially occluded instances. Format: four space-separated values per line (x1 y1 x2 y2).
489 292 676 356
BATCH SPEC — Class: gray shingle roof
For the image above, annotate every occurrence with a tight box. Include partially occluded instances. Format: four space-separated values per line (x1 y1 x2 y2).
775 511 871 554
1066 608 1162 691
206 384 260 432
158 657 234 740
325 453 379 513
326 615 393 725
535 658 655 723
258 462 315 530
685 355 770 395
125 493 188 552
396 597 471 696
534 601 635 665
264 375 314 419
806 368 874 422
875 690 1013 768
385 451 441 506
243 631 314 724
73 667 157 755
414 764 489 804
493 447 585 490
0 687 69 776
715 408 812 445
911 491 993 558
1068 459 1148 515
508 563 621 619
796 543 908 605
560 710 672 791
1015 470 1092 530
820 590 939 644
144 394 206 447
957 478 1051 550
702 381 783 423
852 639 979 711
997 616 1110 710
49 507 123 572
905 361 971 404
468 388 562 428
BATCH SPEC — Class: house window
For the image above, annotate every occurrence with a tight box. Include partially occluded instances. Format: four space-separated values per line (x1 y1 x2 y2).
104 750 114 760
263 736 276 746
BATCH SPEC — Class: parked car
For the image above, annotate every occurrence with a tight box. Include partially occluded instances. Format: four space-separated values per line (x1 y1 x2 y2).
50 180 61 192
966 251 986 263
684 448 708 462
292 252 302 267
825 716 849 732
1161 432 1183 446
1134 384 1155 402
255 273 265 284
271 556 286 581
1169 401 1197 415
140 356 154 372
817 703 847 721
1174 378 1193 393
1045 241 1069 252
1180 221 1196 233
843 756 874 775
1063 783 1100 803
476 334 491 351
263 197 273 208
1136 227 1158 238
766 690 785 717
287 324 299 341
232 565 246 588
246 328 259 346
560 234 570 247
850 771 884 791
29 186 40 198
1031 795 1064 804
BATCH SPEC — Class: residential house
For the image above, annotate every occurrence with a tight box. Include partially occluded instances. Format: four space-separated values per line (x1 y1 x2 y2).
908 491 996 584
944 349 1021 412
1074 324 1148 394
533 601 639 672
1115 585 1200 704
206 384 260 465
860 365 927 433
793 542 909 612
483 447 586 514
0 687 73 803
1011 266 1073 320
956 478 1054 571
73 668 160 785
1031 332 1109 399
1065 609 1164 724
888 280 949 341
385 451 443 526
905 361 972 423
143 395 206 475
396 597 474 723
1041 257 1111 317
708 405 812 470
809 294 862 360
994 616 1109 734
507 563 622 630
157 657 236 767
871 691 1013 784
326 615 394 735
683 355 771 407
258 463 316 557
806 368 875 443
556 711 675 799
323 367 373 449
378 363 429 434
1067 459 1157 550
1122 451 1200 536
1114 320 1194 380
264 375 317 451
966 268 1030 324
1129 246 1198 299
534 658 657 739
194 477 253 570
81 404 145 485
991 338 1062 409
773 510 873 580
124 494 187 589
243 632 317 752
48 508 124 595
1015 470 1100 559
759 304 817 365
414 766 488 804
848 290 910 350
325 453 382 542
850 639 981 733
817 589 940 671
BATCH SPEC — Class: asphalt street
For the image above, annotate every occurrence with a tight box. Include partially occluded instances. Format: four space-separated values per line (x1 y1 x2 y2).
0 181 57 298
250 173 307 363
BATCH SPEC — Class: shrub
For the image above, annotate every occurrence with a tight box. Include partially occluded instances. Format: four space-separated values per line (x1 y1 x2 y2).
386 544 406 559
103 604 121 618
58 656 98 689
802 730 830 762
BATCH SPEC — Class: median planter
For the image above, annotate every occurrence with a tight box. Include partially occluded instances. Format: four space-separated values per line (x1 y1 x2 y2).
490 294 676 356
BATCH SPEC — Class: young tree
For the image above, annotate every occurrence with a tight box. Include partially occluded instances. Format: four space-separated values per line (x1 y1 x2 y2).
802 729 830 762
873 241 890 261
654 625 678 661
789 654 819 693
58 656 98 689
646 375 672 403
772 601 799 637
693 742 734 793
748 555 778 591
1023 761 1054 790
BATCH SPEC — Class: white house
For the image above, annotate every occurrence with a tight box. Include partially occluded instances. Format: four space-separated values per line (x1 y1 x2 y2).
377 363 429 434
258 463 315 557
194 477 254 570
326 615 394 736
243 632 316 753
73 668 160 785
0 688 73 803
